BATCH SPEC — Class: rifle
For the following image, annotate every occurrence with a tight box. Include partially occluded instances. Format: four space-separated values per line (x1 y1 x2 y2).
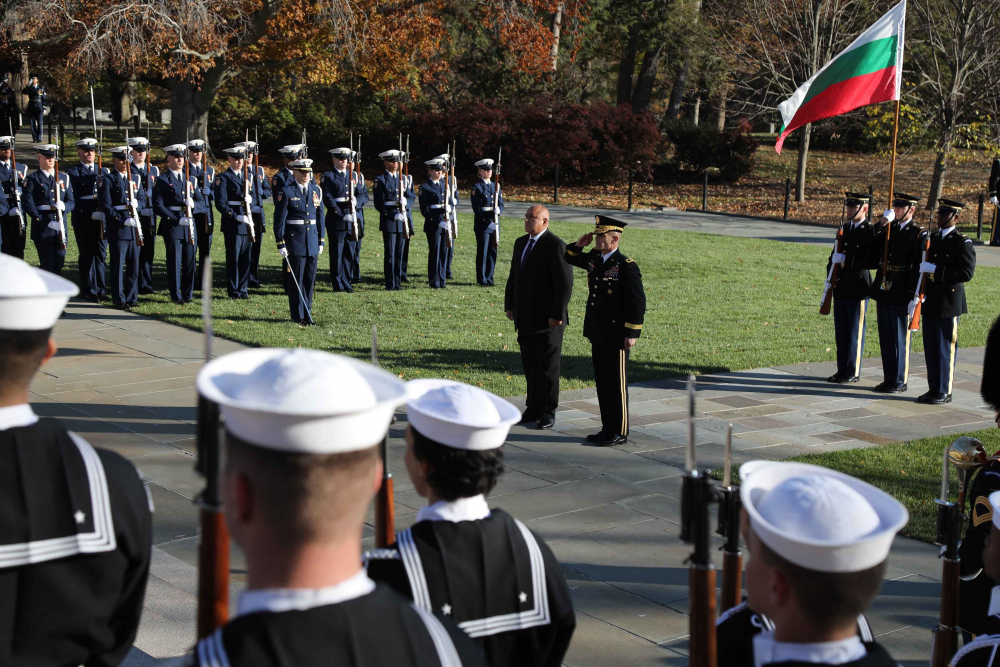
185 131 195 245
818 227 844 315
9 119 24 236
680 375 718 667
444 146 454 249
396 133 408 239
448 140 457 243
195 257 230 638
716 423 742 614
90 85 104 242
125 130 144 247
53 158 67 251
879 210 893 292
348 133 359 241
491 148 502 249
371 325 396 547
908 234 931 330
242 129 256 243
930 439 965 667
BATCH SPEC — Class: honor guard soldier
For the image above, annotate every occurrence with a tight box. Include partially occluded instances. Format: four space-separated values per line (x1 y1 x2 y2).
366 379 576 666
0 135 27 258
186 139 215 288
739 461 907 667
189 349 486 667
989 157 1000 246
916 198 976 404
471 158 504 286
273 158 325 324
128 137 159 294
235 140 271 289
870 193 924 394
321 147 361 293
273 144 304 192
0 254 152 665
153 144 203 304
22 75 45 142
419 156 453 288
374 149 410 290
213 145 255 299
23 143 72 275
0 78 17 135
99 145 146 309
826 193 876 384
952 489 1000 666
349 149 368 285
565 216 646 446
67 137 107 302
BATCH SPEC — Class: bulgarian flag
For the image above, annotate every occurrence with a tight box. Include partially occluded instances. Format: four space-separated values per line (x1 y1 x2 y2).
775 0 905 153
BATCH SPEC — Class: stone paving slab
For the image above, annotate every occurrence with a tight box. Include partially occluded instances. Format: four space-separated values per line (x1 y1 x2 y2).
34 291 984 666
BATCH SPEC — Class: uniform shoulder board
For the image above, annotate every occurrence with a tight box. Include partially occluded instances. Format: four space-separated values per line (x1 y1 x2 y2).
363 548 400 562
625 257 636 264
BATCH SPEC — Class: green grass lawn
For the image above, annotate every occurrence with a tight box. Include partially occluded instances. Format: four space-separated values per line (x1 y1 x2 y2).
27 204 1000 396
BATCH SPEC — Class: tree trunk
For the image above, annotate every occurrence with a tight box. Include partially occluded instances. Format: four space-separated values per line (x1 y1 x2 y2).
693 96 700 126
169 63 229 151
616 23 641 106
927 142 953 211
795 123 811 202
550 2 564 72
12 52 29 118
715 86 727 131
108 72 137 127
631 44 664 113
665 62 689 121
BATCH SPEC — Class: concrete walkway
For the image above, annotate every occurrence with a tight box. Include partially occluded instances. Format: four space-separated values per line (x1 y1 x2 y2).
32 297 983 666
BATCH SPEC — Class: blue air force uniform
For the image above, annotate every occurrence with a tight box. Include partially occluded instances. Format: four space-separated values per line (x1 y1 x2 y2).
187 141 215 288
153 153 205 303
471 162 504 286
99 159 146 307
273 164 325 323
67 150 107 301
0 146 27 258
130 159 159 293
23 152 73 275
213 159 255 299
373 153 413 290
418 168 456 288
917 199 976 404
247 158 271 289
321 154 364 293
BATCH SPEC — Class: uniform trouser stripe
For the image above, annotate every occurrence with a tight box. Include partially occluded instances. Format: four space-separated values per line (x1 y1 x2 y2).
948 317 958 395
834 297 868 379
853 300 867 377
902 328 911 383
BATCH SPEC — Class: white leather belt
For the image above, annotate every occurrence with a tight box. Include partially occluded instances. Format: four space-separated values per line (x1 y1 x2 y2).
333 197 348 202
481 206 494 211
38 205 52 210
113 205 127 210
429 204 444 209
384 200 397 206
78 195 96 200
168 206 183 211
227 200 247 206
286 219 315 225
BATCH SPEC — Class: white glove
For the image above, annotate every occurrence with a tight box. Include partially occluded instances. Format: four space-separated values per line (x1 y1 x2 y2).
278 247 289 259
243 196 252 209
236 214 249 224
907 297 919 319
438 220 449 230
445 203 453 214
343 214 355 224
831 252 846 265
7 206 19 216
394 212 406 223
15 187 21 196
882 209 895 223
992 196 998 206
91 211 105 222
141 207 153 217
47 220 61 230
124 217 138 228
318 243 324 255
180 216 193 227
129 198 139 210
54 200 65 211
185 197 195 209
920 261 937 274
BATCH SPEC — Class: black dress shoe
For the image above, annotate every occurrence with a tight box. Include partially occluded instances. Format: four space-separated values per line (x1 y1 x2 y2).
887 383 908 394
827 373 846 383
597 433 628 446
586 431 608 443
872 381 889 393
929 393 952 405
915 391 936 404
517 412 539 426
171 299 184 305
345 286 354 293
844 375 860 383
535 417 555 430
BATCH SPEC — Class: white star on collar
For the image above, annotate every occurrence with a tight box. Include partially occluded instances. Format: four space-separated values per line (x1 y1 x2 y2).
518 592 527 603
442 603 452 615
74 510 86 524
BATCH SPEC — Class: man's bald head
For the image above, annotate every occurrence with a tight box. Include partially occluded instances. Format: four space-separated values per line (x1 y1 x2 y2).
525 205 550 235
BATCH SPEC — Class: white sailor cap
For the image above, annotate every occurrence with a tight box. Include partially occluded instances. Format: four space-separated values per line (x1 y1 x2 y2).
186 139 206 150
406 379 520 451
163 143 187 157
288 158 314 172
379 150 402 162
278 144 304 156
329 147 351 159
197 349 407 454
425 158 446 169
109 146 130 158
127 137 149 150
75 138 98 149
475 158 495 169
990 491 1000 530
0 254 79 330
740 460 908 573
0 136 14 148
223 146 248 158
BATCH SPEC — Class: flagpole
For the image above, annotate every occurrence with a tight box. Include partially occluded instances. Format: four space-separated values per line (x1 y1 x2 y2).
887 98 901 208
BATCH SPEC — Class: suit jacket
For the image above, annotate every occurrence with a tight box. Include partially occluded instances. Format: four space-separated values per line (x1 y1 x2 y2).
923 227 976 319
418 177 457 235
826 219 877 300
504 230 573 336
153 169 205 241
470 178 504 233
565 245 646 347
24 169 73 245
870 219 925 305
213 168 253 236
99 169 146 242
273 180 325 257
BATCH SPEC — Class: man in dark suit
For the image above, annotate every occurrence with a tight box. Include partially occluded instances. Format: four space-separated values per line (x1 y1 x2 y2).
504 205 573 429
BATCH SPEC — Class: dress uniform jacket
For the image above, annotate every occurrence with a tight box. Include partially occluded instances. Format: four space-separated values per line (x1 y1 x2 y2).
321 169 365 233
374 170 412 233
130 163 158 217
827 220 877 300
470 178 503 233
274 180 325 256
952 592 1000 666
0 408 152 667
23 168 72 246
153 169 204 240
419 177 455 234
0 159 27 257
271 167 294 194
959 458 1000 635
870 220 924 306
923 228 976 319
365 507 575 667
99 169 147 242
66 162 101 225
213 168 254 236
564 246 645 346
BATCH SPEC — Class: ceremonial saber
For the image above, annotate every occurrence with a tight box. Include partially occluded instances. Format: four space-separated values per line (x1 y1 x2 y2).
283 255 314 325
372 325 396 547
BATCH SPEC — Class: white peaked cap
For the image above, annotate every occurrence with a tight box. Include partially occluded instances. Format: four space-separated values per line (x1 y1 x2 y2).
278 144 303 154
186 139 206 148
475 159 495 168
36 144 59 152
163 144 188 154
289 158 313 171
197 348 407 454
75 138 98 148
740 461 908 573
0 254 79 330
379 150 402 159
110 146 130 156
406 379 520 450
127 137 149 147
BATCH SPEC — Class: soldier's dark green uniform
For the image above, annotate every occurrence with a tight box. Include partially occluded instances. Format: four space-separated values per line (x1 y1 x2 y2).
565 216 646 446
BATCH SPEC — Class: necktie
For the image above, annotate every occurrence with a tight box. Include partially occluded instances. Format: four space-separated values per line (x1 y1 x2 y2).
520 238 535 273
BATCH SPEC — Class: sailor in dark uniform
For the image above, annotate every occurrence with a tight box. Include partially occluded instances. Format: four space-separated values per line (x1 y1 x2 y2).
0 135 28 258
236 140 271 289
321 147 361 293
825 192 875 384
951 489 1000 666
99 145 146 309
153 144 203 304
350 149 369 285
870 193 924 394
213 145 255 299
128 137 159 294
22 143 72 275
739 460 908 667
66 137 107 301
471 158 504 286
916 198 976 404
564 216 646 446
273 158 325 324
0 254 152 666
419 156 452 289
374 149 410 291
366 379 576 666
0 77 17 135
21 75 44 142
189 348 486 667
988 158 1000 247
186 139 215 289
273 144 304 193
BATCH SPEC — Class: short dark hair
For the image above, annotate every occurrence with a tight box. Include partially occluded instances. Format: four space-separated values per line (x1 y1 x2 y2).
411 427 504 501
0 329 51 391
756 534 886 630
